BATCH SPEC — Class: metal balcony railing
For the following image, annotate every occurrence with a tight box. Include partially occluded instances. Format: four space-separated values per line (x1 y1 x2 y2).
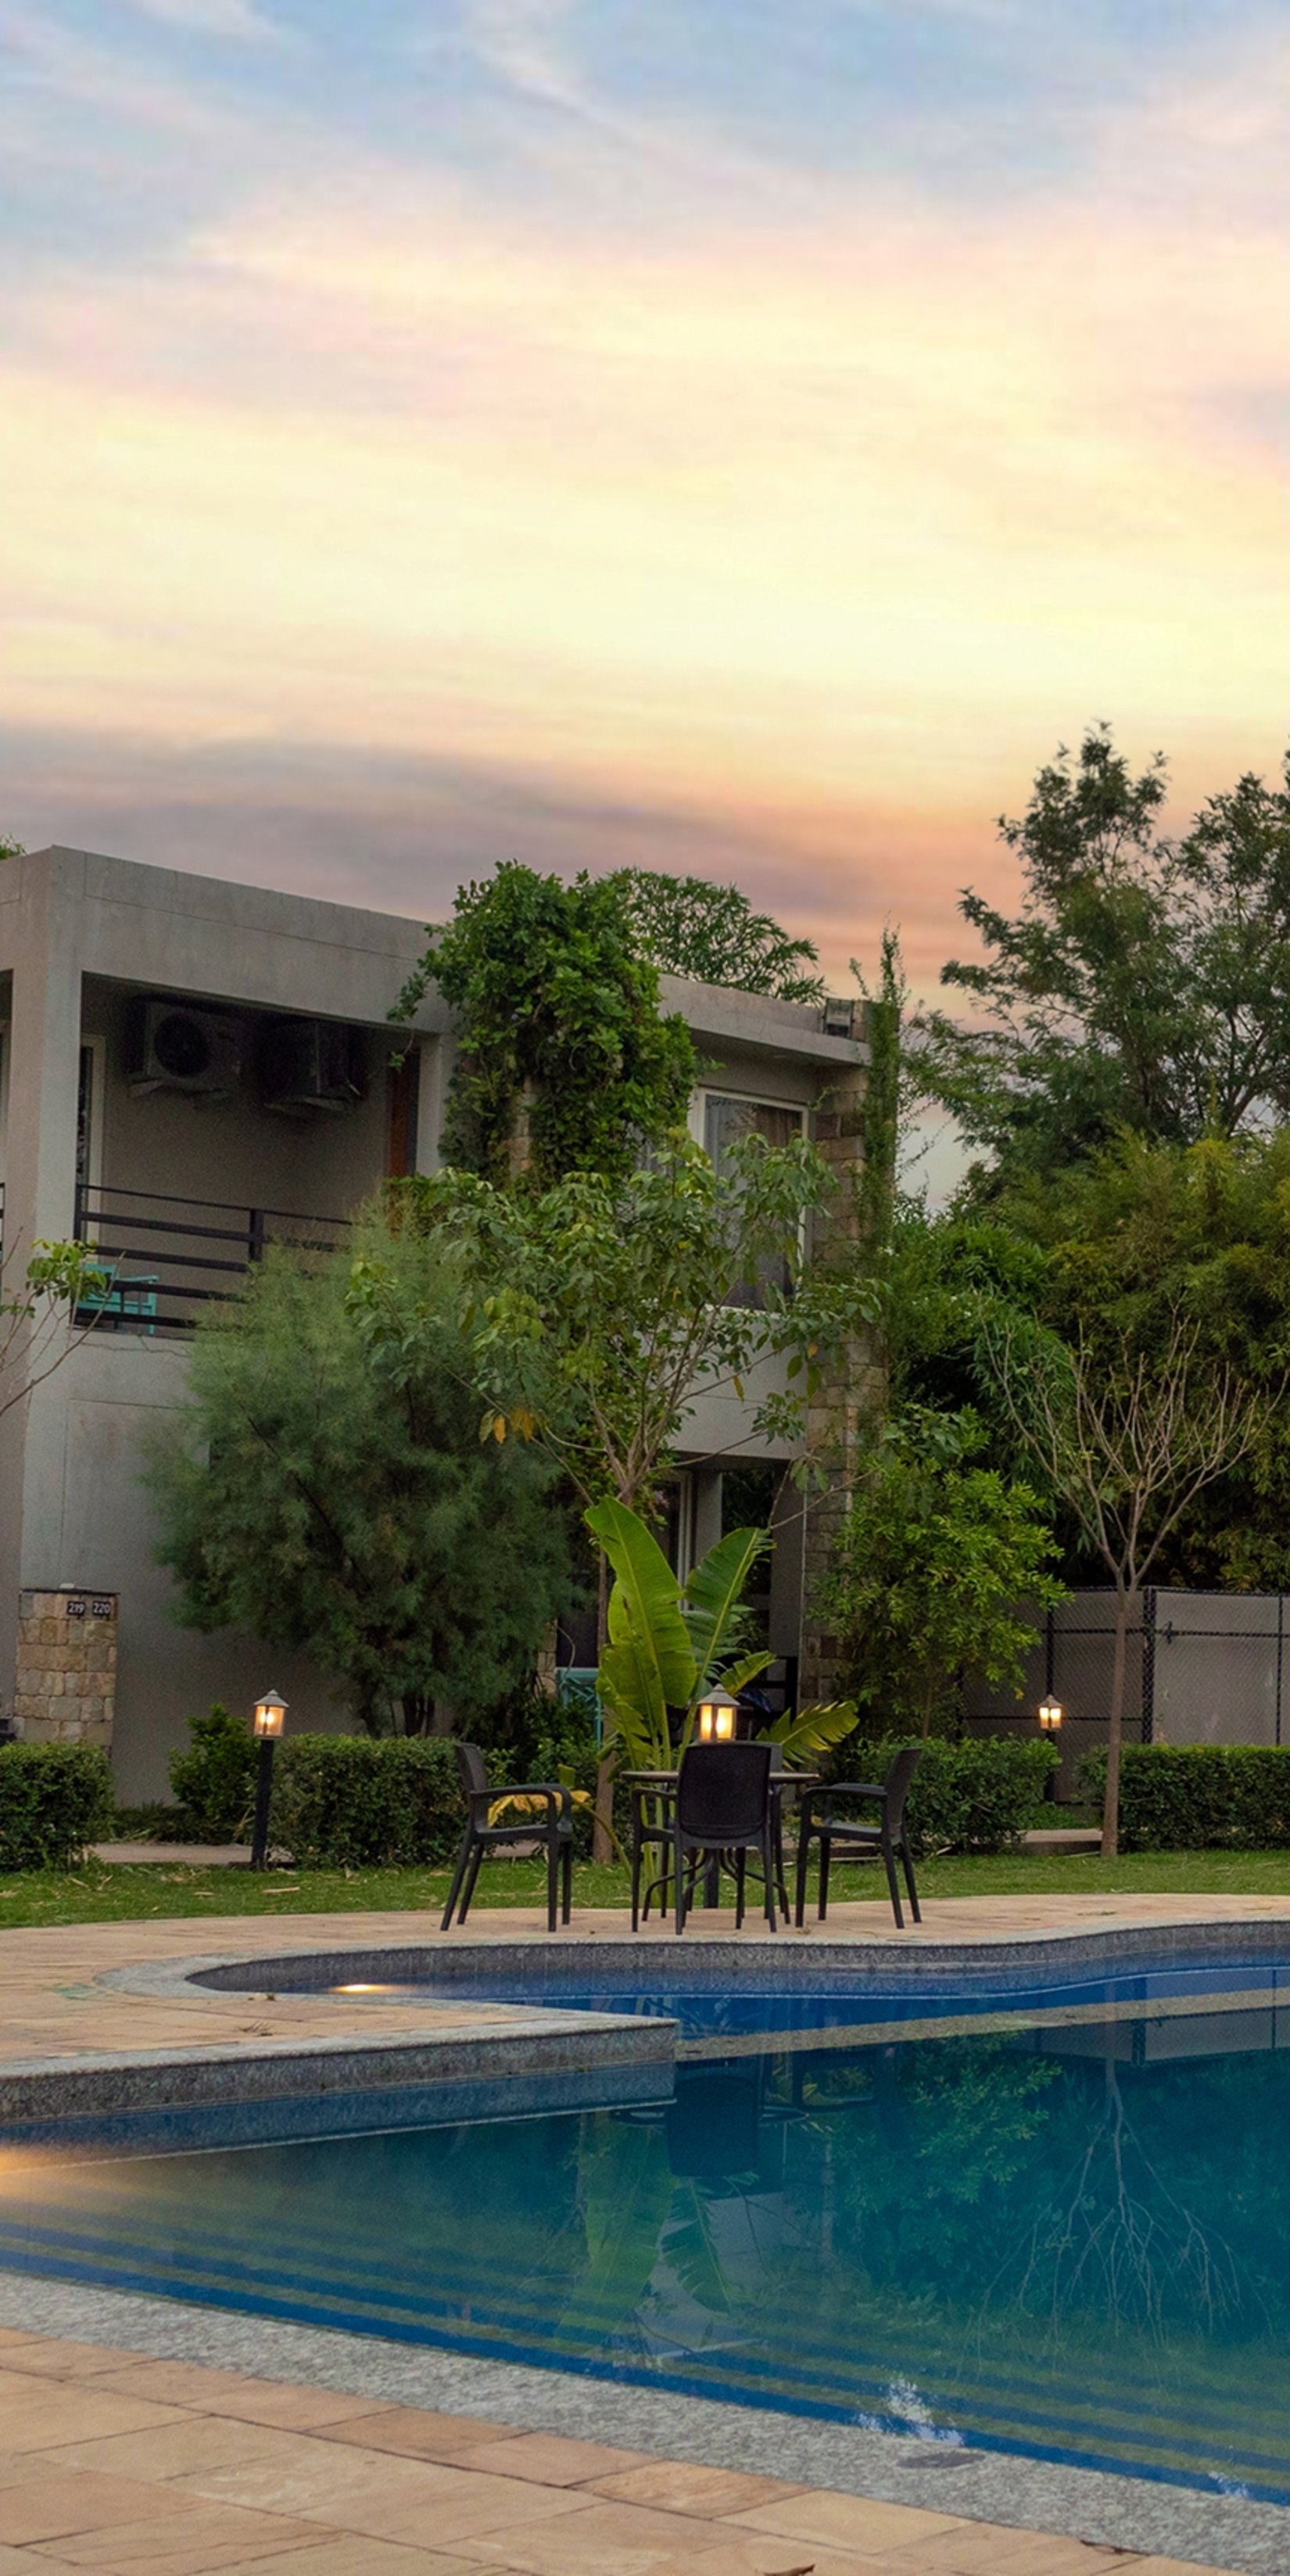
73 1183 351 1332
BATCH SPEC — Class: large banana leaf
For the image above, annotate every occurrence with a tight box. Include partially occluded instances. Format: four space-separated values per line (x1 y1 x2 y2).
760 1699 859 1765
683 1525 773 1693
587 1498 695 1763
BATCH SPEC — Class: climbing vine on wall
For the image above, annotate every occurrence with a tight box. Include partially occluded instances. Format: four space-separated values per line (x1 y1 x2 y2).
393 863 696 1187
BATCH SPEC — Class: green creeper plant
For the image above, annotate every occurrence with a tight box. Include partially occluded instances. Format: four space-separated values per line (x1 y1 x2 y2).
610 869 825 1007
392 861 694 1188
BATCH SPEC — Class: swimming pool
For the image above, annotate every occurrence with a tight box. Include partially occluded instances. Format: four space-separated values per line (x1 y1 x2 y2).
7 1946 1290 2500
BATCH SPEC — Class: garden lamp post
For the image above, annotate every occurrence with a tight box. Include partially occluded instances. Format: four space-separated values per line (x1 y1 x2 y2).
697 1684 739 1742
250 1688 286 1869
1038 1695 1062 1803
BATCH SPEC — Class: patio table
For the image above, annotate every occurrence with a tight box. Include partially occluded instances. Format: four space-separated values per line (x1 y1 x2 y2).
625 1765 819 1917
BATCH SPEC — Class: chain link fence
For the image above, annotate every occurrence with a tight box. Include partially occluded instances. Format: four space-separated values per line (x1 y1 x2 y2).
962 1591 1290 1798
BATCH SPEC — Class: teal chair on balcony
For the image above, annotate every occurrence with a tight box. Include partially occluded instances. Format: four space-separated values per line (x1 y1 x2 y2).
77 1273 159 1334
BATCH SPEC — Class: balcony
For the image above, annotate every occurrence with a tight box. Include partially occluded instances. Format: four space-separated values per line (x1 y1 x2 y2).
73 1183 350 1333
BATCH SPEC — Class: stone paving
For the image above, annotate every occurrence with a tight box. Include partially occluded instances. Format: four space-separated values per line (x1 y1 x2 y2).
5 1893 1290 2075
0 2323 1247 2576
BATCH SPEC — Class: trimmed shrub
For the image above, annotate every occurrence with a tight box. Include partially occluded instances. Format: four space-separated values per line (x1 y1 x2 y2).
0 1742 113 1870
858 1736 1059 1855
271 1735 467 1867
1080 1744 1290 1850
168 1703 258 1840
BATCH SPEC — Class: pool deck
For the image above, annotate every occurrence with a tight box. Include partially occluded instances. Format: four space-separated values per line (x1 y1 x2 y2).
4 1892 1290 2575
0 2311 1249 2576
9 1890 1290 2078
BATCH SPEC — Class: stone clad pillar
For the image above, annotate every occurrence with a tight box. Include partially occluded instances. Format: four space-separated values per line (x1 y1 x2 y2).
15 1588 117 1748
799 1039 883 1706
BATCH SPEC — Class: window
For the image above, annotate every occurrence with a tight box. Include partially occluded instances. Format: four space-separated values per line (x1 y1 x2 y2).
701 1092 804 1306
703 1095 802 1165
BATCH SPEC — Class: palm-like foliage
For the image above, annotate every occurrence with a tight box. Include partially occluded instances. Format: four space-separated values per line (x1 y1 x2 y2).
586 1500 857 1771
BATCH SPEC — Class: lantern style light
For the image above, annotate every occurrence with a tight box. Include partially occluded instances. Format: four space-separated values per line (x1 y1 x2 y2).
1038 1696 1063 1733
697 1685 739 1743
253 1688 287 1740
250 1688 287 1868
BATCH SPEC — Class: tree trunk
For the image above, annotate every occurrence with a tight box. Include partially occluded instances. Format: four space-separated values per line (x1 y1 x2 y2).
1102 1584 1134 1860
592 1545 613 1864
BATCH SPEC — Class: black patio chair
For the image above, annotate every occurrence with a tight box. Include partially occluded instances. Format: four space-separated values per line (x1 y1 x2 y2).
439 1742 574 1934
671 1740 778 1935
794 1747 923 1930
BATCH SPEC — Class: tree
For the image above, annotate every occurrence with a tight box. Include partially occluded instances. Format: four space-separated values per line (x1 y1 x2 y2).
360 1135 877 1524
986 1131 1290 1589
147 1224 572 1735
0 1238 112 1429
820 1406 1064 1738
981 1313 1273 1854
392 862 694 1188
917 726 1290 1182
611 870 826 1007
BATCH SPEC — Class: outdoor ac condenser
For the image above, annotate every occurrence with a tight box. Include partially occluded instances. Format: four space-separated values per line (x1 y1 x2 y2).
260 1017 366 1114
125 999 243 1096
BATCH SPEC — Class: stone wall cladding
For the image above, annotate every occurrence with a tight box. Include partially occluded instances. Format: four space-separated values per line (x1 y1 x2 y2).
801 1048 883 1705
14 1589 117 1747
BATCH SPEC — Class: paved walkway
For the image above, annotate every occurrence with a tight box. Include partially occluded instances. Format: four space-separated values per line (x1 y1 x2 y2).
6 1893 1290 2072
0 2322 1244 2576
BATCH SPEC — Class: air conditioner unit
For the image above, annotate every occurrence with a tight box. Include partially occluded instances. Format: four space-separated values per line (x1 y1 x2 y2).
260 1018 366 1115
126 999 243 1096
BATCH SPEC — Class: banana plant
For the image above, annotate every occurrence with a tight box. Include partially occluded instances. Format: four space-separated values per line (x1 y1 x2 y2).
586 1498 860 1773
586 1498 773 1773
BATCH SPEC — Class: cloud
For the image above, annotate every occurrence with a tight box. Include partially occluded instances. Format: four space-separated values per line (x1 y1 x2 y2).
116 0 277 34
5 2 1290 994
459 0 581 107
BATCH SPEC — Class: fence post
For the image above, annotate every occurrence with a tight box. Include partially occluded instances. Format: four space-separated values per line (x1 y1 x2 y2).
248 1208 266 1267
1141 1586 1157 1744
1267 1597 1277 1762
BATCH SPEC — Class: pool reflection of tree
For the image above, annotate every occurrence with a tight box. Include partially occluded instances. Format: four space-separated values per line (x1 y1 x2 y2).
13 2022 1290 2475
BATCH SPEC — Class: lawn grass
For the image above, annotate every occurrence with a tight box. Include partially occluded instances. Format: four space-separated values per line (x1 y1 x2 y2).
5 1846 1290 1928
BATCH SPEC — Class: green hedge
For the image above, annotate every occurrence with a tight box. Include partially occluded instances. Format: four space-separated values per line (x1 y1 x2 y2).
858 1736 1059 1855
0 1742 113 1870
271 1735 468 1867
1080 1744 1290 1849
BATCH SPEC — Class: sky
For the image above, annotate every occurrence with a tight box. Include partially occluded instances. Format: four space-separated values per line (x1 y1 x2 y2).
3 1 1290 996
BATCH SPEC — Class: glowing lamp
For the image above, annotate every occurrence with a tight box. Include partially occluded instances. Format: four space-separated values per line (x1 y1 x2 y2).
253 1688 287 1740
697 1686 739 1743
1038 1697 1063 1733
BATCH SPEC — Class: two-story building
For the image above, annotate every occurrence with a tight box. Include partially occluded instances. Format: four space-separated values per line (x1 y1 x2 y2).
0 845 869 1799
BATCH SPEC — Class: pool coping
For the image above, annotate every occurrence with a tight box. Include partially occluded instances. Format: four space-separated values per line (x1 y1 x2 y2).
18 1910 1290 2130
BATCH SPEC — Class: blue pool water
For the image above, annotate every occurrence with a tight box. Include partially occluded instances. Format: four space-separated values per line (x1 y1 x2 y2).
324 1952 1290 2043
7 1964 1290 2498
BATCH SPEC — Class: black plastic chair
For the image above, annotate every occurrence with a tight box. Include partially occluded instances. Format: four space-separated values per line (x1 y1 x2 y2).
671 1741 778 1935
439 1742 574 1934
794 1747 923 1929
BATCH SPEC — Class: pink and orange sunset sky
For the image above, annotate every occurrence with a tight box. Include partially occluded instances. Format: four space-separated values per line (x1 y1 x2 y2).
3 1 1290 994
